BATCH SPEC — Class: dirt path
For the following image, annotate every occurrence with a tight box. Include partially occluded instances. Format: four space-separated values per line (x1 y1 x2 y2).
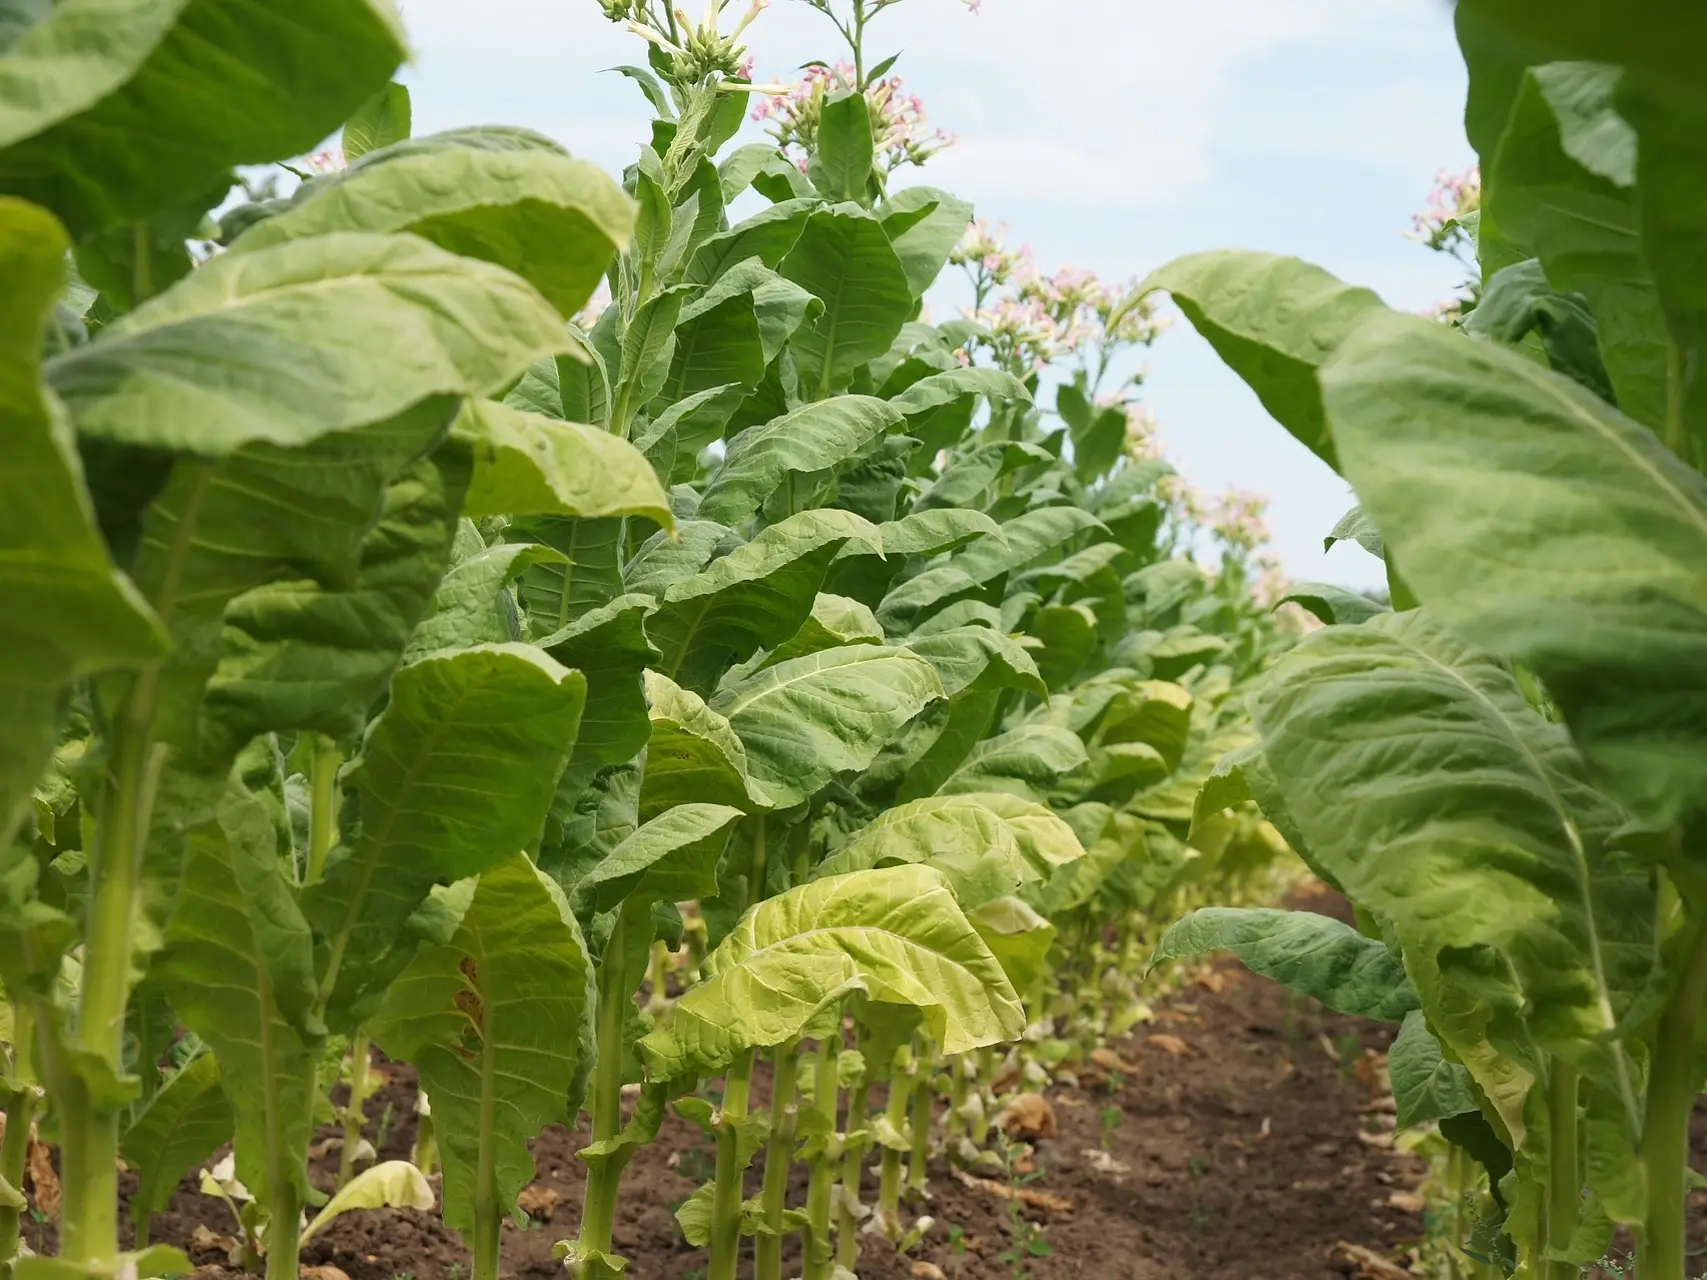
107 914 1427 1280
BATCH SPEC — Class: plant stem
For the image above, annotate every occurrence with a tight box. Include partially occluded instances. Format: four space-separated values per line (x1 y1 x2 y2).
0 1002 36 1280
337 1034 372 1189
907 1043 933 1195
708 1050 755 1280
1542 1059 1578 1280
876 1048 912 1240
263 1182 302 1280
802 1038 839 1280
306 735 341 886
755 1039 801 1280
1640 920 1707 1280
576 899 646 1262
834 1064 870 1271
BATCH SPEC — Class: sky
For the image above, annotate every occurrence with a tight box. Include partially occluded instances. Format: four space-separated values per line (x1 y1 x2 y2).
391 0 1477 589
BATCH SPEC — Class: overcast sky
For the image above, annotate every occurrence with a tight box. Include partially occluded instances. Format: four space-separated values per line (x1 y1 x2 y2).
391 0 1475 588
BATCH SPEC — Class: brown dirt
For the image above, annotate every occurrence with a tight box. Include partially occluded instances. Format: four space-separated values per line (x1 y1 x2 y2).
60 887 1445 1280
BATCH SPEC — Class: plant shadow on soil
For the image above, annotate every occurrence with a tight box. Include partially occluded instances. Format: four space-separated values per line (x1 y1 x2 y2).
39 886 1707 1280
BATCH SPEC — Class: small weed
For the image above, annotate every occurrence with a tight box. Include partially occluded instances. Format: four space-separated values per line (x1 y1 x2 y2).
1098 1104 1124 1151
374 1100 397 1152
1188 1154 1210 1178
444 1264 467 1280
995 1139 1052 1279
947 1223 967 1254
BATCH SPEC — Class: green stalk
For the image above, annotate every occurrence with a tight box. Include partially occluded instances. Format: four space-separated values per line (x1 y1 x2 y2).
945 1054 968 1146
707 1050 755 1280
755 1039 801 1280
472 960 502 1280
1640 922 1707 1280
968 1047 994 1148
834 1065 870 1271
0 1002 37 1279
263 1184 302 1280
575 899 647 1262
907 1043 933 1195
1542 1059 1578 1280
305 734 340 886
645 938 670 1018
336 1034 372 1189
802 1039 839 1280
411 1093 438 1177
876 1048 913 1240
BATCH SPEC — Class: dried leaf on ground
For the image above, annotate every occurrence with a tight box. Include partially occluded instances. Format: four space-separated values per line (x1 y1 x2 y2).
995 1092 1057 1141
1327 1240 1414 1279
517 1183 561 1220
26 1135 59 1215
1146 1033 1192 1057
952 1168 1074 1214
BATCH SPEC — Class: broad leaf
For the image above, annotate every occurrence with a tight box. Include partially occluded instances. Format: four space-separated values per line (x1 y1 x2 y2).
808 92 873 204
648 509 878 692
576 803 742 913
341 80 412 161
50 232 570 454
456 399 671 526
305 644 586 1028
904 626 1045 699
1141 250 1387 470
1322 311 1707 823
1280 583 1388 627
636 865 1024 1079
880 187 973 300
711 646 944 808
639 671 773 820
120 1052 233 1221
697 396 901 525
0 0 407 235
1151 908 1420 1021
0 198 163 845
369 855 593 1234
403 541 560 661
1389 1010 1478 1130
538 594 660 811
300 1161 434 1243
231 132 631 315
938 725 1089 800
780 204 913 396
1251 610 1656 1095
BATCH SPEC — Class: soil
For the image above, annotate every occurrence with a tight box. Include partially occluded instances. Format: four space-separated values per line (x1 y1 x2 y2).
17 887 1468 1280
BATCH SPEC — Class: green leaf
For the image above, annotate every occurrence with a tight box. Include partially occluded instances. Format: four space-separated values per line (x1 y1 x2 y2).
301 1160 434 1243
1483 67 1665 428
511 516 625 635
647 508 878 693
718 143 779 203
891 367 1032 417
369 855 593 1234
138 417 471 774
1279 583 1389 627
684 198 815 287
938 725 1089 801
156 767 322 1207
403 541 560 661
341 80 411 161
639 671 773 821
120 1052 234 1220
1389 1010 1478 1129
637 865 1023 1080
967 896 1056 998
1325 505 1383 558
1151 908 1419 1021
576 803 742 914
711 646 944 808
1141 250 1387 471
1030 604 1098 691
50 232 570 455
305 644 587 1028
1321 311 1707 823
780 204 914 395
0 0 407 235
696 396 902 525
0 198 163 845
663 259 819 400
1251 610 1655 1094
916 441 1053 512
904 626 1045 699
232 133 631 317
455 399 672 527
808 92 874 203
880 187 973 300
635 383 747 486
739 593 884 678
538 594 660 811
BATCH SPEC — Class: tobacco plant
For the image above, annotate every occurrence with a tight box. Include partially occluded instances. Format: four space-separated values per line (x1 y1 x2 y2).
0 1 1301 1278
1151 4 1707 1277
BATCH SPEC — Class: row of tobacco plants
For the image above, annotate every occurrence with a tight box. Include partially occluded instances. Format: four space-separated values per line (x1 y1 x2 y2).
1146 2 1707 1278
0 1 1299 1279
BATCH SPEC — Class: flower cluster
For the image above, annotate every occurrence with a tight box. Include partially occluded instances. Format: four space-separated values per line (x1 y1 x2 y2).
304 148 345 174
953 223 1168 376
1116 401 1163 463
608 0 772 85
949 218 1034 288
751 62 954 174
1410 165 1480 255
1207 487 1272 552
